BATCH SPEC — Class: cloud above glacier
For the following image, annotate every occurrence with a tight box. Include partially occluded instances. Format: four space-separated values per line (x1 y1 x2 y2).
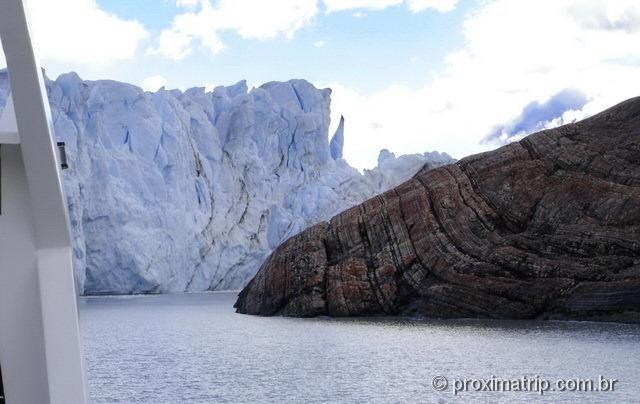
150 0 458 60
17 0 148 65
323 0 458 13
326 0 640 169
149 0 318 59
141 75 168 92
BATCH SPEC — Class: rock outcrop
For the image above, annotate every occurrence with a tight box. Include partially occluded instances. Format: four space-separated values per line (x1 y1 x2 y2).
235 97 640 323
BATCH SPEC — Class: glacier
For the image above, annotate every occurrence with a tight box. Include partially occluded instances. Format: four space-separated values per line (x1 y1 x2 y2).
0 70 453 294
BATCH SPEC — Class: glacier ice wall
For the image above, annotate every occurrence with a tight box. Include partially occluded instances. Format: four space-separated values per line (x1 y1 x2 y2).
0 70 453 294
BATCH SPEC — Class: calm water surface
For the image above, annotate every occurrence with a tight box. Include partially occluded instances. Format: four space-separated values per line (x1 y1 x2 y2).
79 292 640 403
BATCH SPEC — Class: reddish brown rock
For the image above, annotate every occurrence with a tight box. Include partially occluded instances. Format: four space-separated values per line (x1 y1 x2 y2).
235 97 640 322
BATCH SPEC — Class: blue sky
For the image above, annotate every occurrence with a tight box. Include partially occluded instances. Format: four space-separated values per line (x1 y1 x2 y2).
66 0 473 93
2 0 640 169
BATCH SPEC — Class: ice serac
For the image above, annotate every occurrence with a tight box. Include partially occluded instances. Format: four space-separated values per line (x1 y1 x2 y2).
235 97 640 323
329 115 344 160
0 71 453 295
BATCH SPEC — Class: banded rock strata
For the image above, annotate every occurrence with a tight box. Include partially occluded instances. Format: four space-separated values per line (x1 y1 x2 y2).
235 97 640 323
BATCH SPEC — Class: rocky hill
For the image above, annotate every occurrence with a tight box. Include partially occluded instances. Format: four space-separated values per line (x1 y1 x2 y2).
235 97 640 323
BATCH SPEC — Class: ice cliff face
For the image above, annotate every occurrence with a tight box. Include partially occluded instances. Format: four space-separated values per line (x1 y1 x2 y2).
0 70 453 294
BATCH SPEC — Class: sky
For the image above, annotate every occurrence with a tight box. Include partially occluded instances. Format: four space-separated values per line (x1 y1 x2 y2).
2 0 640 169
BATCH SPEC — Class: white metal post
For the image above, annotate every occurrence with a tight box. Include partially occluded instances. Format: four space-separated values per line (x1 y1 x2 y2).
0 0 88 403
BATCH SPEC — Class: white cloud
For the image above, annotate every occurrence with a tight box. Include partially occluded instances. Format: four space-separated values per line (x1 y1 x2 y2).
313 40 326 48
322 0 458 13
141 75 167 92
327 0 640 169
323 0 402 12
150 0 457 60
406 0 457 13
22 0 148 64
176 0 202 7
150 0 318 60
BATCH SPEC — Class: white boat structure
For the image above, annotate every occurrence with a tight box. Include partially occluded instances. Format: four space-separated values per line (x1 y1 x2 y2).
0 0 88 402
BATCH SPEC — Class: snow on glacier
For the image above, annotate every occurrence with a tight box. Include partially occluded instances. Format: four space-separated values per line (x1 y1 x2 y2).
0 70 453 294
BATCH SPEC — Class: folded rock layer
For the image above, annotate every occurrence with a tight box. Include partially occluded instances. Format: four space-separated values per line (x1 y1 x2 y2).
235 97 640 322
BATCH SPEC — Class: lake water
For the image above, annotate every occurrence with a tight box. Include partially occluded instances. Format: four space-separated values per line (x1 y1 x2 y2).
79 292 640 403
